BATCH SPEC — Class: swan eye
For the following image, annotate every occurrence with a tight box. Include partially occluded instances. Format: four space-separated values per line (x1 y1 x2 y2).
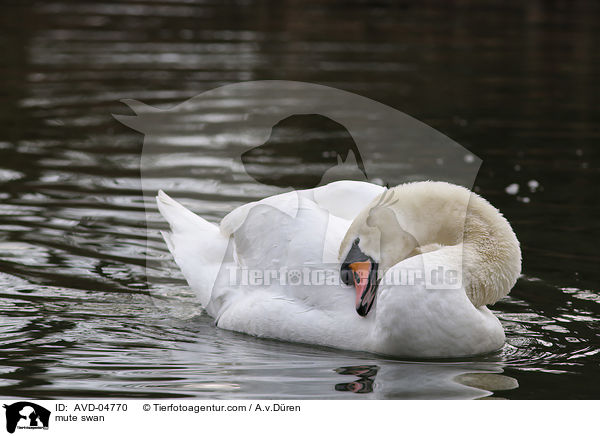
353 238 360 246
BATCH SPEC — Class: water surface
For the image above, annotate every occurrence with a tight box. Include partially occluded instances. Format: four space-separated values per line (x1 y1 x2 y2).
0 0 599 399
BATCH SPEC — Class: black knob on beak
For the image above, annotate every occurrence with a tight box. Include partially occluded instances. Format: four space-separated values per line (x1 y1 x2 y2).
340 263 354 286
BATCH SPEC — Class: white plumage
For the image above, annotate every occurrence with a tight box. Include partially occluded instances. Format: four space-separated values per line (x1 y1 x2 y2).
157 180 521 358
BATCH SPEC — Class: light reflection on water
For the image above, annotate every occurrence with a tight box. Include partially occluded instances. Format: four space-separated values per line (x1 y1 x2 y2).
0 0 598 399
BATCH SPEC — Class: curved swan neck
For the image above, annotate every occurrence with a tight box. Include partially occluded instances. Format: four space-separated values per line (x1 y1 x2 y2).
377 182 472 249
340 181 522 307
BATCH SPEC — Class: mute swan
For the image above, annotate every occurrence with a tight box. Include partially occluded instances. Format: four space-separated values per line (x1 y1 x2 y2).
157 180 521 358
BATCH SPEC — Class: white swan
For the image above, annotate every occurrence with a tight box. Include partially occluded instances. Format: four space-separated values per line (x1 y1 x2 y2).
157 180 521 358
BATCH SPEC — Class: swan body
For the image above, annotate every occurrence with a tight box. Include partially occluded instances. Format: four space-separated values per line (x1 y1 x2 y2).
157 181 521 358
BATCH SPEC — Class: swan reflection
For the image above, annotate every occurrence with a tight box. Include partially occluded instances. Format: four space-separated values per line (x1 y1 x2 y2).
334 363 518 399
334 365 379 394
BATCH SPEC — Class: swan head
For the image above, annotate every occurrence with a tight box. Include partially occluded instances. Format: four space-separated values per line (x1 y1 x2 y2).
339 189 419 316
339 181 522 316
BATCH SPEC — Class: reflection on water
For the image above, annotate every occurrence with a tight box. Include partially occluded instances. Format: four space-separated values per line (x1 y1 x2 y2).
0 0 599 399
334 365 519 398
335 365 379 394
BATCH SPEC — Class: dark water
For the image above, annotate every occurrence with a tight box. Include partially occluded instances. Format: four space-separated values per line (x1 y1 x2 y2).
1 0 599 400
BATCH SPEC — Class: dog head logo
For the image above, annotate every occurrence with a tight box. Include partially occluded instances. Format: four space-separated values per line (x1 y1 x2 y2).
240 113 368 189
3 402 50 433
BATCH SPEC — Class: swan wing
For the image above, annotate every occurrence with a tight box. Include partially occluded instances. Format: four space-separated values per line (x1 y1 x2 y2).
310 180 385 220
220 181 385 238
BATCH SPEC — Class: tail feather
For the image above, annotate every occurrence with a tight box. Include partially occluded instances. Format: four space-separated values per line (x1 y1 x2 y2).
159 230 174 253
157 189 216 235
156 190 228 310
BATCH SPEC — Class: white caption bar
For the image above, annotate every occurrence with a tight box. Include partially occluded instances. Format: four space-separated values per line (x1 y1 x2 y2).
0 400 595 436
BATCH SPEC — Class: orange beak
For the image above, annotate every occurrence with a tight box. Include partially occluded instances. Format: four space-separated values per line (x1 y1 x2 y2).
341 241 380 316
349 261 373 308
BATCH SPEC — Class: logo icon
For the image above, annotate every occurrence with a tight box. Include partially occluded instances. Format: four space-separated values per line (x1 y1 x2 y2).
3 402 50 434
114 80 481 314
